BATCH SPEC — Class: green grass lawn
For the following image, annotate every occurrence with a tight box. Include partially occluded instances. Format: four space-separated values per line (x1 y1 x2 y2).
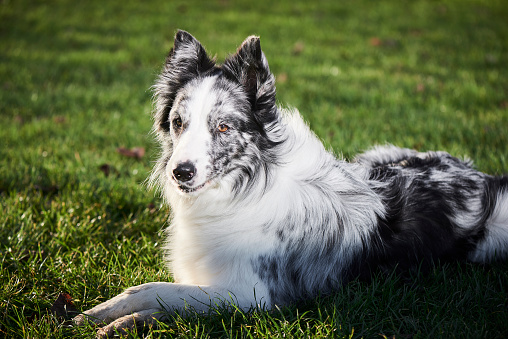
1 0 508 337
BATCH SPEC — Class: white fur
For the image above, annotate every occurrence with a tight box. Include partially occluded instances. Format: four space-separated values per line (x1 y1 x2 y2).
167 77 217 190
470 190 508 262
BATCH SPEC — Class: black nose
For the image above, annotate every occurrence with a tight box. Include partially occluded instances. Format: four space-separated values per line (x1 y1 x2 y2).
172 162 196 182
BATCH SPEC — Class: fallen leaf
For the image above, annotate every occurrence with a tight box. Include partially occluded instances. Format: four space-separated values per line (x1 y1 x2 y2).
369 37 382 46
369 37 400 48
50 292 78 317
277 72 288 84
292 41 305 55
53 116 66 124
117 147 145 160
99 163 118 177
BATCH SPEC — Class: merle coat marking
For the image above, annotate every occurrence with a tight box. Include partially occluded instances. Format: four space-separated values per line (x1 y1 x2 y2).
74 31 508 337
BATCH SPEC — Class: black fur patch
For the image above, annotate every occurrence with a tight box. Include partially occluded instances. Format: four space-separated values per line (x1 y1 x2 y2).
357 154 494 277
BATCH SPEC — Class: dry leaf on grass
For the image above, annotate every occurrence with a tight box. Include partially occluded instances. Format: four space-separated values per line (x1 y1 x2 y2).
117 147 145 160
98 163 118 177
50 292 78 317
292 41 305 55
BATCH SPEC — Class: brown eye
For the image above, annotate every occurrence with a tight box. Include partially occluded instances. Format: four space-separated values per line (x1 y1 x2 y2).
173 117 182 129
218 124 229 133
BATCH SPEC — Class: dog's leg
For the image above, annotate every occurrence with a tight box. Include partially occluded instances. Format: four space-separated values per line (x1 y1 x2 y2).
74 282 260 337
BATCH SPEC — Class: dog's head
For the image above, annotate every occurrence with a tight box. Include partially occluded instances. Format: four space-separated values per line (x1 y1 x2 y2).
151 31 282 196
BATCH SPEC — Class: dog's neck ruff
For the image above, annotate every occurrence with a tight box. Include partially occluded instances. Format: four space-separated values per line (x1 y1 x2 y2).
164 108 385 286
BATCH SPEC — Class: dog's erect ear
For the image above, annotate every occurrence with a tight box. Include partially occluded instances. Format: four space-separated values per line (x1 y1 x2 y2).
223 36 276 124
225 36 264 99
153 30 216 133
173 30 198 50
168 30 216 74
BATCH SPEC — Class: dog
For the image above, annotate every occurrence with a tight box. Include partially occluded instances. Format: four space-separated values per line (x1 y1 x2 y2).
74 30 508 337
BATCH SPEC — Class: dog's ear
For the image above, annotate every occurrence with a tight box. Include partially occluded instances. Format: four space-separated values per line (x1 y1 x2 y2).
223 36 276 125
168 30 216 76
153 30 216 133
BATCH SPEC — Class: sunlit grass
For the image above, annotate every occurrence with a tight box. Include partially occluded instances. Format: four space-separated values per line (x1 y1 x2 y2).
1 0 507 337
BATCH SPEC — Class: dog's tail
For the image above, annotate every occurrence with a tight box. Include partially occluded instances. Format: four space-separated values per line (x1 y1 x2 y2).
470 175 508 263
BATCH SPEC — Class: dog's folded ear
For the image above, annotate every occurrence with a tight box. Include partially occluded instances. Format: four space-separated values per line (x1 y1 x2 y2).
153 30 216 133
223 36 277 124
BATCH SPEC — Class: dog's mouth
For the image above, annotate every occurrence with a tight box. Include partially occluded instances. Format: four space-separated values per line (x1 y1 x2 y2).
177 181 207 193
172 175 217 194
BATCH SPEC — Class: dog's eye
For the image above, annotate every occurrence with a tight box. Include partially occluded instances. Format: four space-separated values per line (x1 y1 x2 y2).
173 117 182 129
218 124 229 133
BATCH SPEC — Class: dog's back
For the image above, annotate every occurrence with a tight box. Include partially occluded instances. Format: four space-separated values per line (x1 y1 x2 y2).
357 145 508 270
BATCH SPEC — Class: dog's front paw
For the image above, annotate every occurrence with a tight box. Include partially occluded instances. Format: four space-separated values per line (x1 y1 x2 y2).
73 313 87 326
94 308 161 338
73 283 170 337
73 307 162 338
72 303 115 328
73 311 104 327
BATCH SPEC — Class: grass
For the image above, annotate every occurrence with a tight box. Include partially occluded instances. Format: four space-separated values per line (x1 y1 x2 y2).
1 0 508 337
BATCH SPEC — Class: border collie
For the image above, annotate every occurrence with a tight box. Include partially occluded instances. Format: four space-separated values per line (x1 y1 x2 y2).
74 30 508 337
